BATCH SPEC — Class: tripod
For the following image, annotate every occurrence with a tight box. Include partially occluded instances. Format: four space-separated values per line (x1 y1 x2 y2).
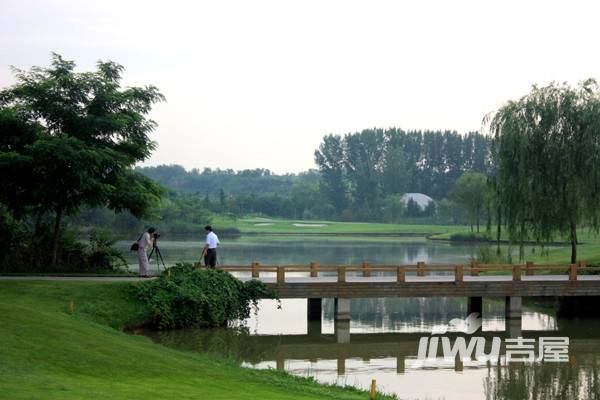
148 243 166 273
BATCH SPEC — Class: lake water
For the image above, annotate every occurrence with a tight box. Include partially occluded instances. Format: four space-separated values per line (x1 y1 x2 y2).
127 236 600 400
116 235 519 272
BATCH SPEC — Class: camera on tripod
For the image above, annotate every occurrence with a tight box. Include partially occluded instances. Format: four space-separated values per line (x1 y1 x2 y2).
148 231 166 270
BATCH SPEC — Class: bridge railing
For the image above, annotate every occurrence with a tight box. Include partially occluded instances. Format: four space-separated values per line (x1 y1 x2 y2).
214 261 589 284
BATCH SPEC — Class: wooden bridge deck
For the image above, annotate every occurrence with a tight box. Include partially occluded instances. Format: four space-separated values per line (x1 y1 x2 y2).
216 261 600 298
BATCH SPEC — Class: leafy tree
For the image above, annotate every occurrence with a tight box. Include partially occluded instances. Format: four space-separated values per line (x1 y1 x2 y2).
488 79 600 263
219 188 227 210
314 134 347 215
381 145 408 196
343 130 386 216
381 194 405 223
0 53 164 266
451 172 488 232
404 198 422 217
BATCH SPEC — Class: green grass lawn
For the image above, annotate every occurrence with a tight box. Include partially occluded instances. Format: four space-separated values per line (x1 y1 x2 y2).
0 280 394 400
213 215 471 235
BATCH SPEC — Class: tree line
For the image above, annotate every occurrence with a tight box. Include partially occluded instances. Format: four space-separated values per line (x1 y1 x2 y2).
3 54 599 271
314 128 491 220
135 130 492 223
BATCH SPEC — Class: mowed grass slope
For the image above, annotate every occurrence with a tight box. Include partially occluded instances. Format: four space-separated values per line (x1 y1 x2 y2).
0 281 394 400
214 215 470 235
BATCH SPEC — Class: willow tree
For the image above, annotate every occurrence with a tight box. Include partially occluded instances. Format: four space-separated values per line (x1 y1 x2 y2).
488 79 600 263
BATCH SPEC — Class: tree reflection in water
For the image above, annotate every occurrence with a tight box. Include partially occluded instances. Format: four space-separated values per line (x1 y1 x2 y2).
485 358 600 400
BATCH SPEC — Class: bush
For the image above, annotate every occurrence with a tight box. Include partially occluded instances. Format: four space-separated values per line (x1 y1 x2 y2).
449 232 491 242
136 263 278 329
0 222 127 273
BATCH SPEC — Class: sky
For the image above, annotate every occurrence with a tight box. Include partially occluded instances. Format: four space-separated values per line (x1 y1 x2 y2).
1 0 600 173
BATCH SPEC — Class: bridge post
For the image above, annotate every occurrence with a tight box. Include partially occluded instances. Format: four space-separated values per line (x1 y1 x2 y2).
310 261 318 278
396 266 405 282
276 355 285 371
467 297 482 315
362 262 371 278
513 265 522 281
334 319 350 344
251 262 259 278
569 264 578 281
454 355 463 372
455 264 463 282
470 261 479 276
396 355 405 374
417 261 425 277
505 296 522 320
505 317 522 337
337 358 346 375
334 298 351 343
526 261 534 276
277 266 285 284
334 298 351 321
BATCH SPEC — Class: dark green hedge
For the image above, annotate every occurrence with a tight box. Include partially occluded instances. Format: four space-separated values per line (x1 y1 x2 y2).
136 263 277 329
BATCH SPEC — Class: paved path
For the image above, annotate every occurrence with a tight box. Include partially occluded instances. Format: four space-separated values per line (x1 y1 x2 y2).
3 274 600 283
0 276 149 281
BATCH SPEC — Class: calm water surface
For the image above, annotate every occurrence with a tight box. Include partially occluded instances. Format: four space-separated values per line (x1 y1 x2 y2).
126 236 599 400
116 235 529 271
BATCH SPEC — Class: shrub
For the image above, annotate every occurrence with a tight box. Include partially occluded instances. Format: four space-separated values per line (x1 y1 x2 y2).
0 220 128 273
449 232 491 242
136 263 278 329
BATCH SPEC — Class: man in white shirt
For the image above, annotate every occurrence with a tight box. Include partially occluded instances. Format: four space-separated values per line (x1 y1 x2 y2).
202 225 220 268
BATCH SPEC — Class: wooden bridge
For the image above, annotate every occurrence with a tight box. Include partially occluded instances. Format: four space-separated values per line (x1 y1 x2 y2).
217 260 599 298
214 261 600 339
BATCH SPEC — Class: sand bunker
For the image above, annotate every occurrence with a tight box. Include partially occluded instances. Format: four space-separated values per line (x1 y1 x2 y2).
292 223 328 227
254 223 274 226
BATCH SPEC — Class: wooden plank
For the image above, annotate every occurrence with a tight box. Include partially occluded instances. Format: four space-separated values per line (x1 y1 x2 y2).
338 266 346 283
277 267 285 284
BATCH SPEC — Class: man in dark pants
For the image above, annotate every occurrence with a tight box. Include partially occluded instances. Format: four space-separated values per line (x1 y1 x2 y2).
202 225 219 268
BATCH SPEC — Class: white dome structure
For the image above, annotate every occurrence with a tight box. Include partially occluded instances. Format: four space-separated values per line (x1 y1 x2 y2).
401 193 434 209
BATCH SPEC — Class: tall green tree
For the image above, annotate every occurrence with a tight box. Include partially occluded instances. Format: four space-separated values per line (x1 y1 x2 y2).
314 134 347 215
488 80 600 263
0 53 165 266
451 172 488 232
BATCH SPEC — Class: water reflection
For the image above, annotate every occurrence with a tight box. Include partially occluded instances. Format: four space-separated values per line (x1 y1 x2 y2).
141 297 600 400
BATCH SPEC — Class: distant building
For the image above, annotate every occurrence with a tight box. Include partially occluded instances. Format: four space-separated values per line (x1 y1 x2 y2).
401 193 434 210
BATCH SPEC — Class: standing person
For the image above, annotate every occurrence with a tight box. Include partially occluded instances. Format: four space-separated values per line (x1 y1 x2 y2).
202 225 219 268
138 227 155 277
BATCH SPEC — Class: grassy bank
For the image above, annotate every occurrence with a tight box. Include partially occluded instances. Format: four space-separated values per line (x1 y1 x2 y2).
213 215 470 235
0 280 393 400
